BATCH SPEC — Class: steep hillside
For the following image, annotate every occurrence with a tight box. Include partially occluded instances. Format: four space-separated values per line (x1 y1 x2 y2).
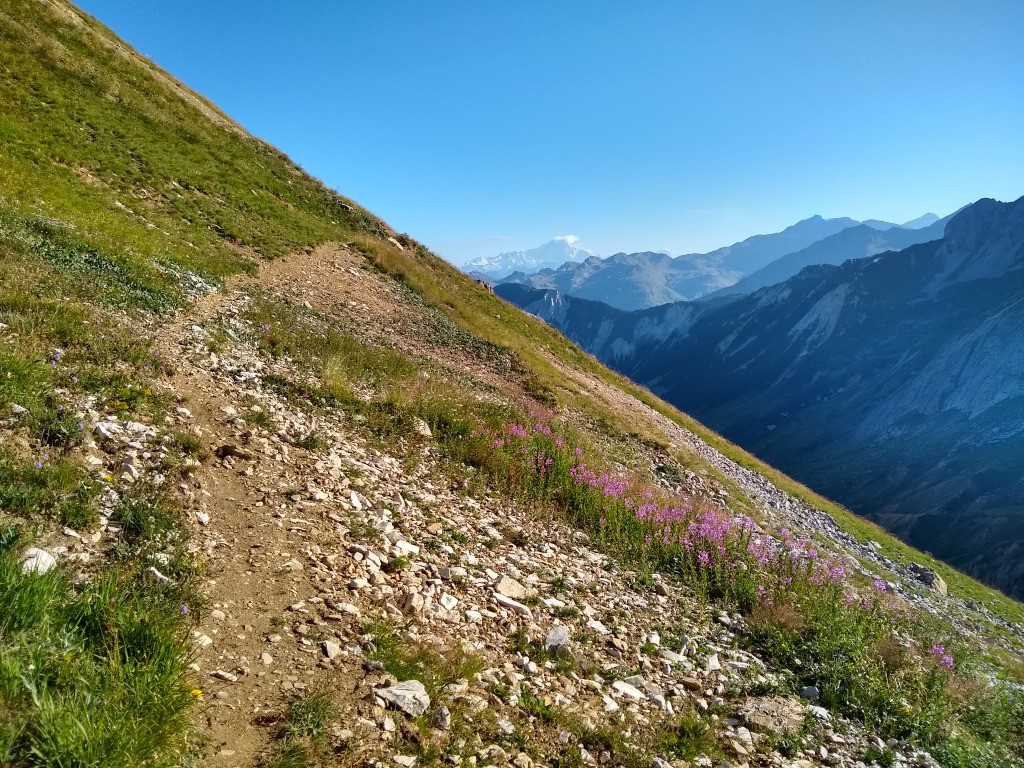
3 3 1024 768
500 196 1024 599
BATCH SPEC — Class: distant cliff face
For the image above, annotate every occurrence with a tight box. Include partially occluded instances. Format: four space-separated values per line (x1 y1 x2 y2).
499 195 1024 597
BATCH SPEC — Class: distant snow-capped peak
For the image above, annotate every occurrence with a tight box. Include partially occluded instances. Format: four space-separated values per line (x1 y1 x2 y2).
464 236 595 279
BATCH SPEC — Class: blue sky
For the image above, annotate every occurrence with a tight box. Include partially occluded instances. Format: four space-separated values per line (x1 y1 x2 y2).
78 1 1024 264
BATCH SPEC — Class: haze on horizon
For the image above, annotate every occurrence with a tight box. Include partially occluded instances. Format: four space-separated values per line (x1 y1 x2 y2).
76 1 1024 264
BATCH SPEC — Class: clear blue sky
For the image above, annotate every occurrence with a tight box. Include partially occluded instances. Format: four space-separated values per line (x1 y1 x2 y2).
78 1 1024 264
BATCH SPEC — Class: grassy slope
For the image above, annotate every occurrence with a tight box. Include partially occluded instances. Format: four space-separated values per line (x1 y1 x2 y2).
362 240 1024 627
3 0 1019 647
0 1 1022 764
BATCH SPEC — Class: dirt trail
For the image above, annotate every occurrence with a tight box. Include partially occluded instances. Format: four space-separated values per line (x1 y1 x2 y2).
154 243 525 765
152 245 689 765
153 268 362 764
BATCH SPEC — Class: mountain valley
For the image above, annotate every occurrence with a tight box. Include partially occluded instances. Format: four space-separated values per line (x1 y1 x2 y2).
499 196 1024 597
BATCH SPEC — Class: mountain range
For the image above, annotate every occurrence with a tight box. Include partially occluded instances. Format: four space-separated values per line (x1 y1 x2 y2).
463 235 593 279
492 213 944 310
497 195 1024 597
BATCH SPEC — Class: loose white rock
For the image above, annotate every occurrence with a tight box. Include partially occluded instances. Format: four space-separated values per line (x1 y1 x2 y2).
611 680 645 700
322 641 342 660
379 680 431 716
494 593 533 619
20 547 57 575
544 625 571 652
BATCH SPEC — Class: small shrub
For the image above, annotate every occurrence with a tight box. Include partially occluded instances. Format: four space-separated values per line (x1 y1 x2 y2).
519 685 560 723
294 430 328 453
656 711 720 760
286 691 337 740
364 621 484 699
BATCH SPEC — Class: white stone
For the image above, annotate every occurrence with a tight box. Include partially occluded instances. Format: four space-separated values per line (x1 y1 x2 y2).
393 540 419 557
379 680 431 716
494 575 528 600
322 641 342 660
20 547 57 575
586 619 610 635
439 593 459 611
544 625 571 652
494 593 533 619
611 680 645 700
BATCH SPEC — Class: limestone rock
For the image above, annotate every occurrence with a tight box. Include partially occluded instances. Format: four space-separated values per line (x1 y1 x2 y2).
611 680 645 700
20 547 57 575
494 593 533 619
379 680 431 717
322 640 342 660
494 575 528 600
544 625 571 652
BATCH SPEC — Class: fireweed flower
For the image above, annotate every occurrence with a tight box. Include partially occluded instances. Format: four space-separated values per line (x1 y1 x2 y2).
930 644 955 670
484 415 886 608
827 564 847 582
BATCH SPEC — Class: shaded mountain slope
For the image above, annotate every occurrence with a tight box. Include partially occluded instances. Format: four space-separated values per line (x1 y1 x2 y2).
706 216 949 298
501 196 1024 597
